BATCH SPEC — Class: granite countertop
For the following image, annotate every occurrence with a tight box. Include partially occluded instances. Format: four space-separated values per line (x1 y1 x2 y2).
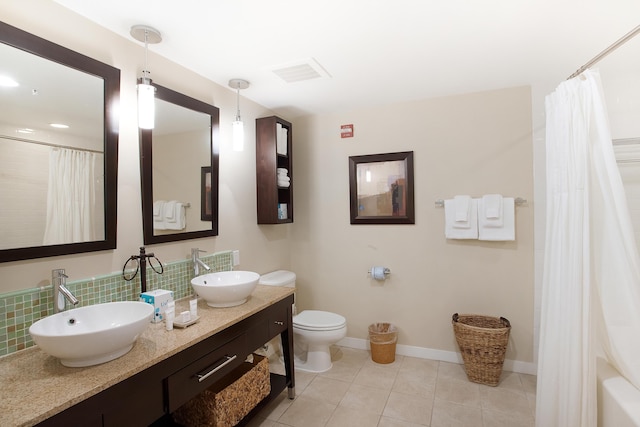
0 285 294 427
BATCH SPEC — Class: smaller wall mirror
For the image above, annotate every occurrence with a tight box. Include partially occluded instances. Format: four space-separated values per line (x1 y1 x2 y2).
140 83 219 244
349 151 415 224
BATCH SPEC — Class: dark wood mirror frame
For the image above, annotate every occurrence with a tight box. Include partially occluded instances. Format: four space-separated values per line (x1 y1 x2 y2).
140 83 220 245
0 21 120 262
349 151 415 224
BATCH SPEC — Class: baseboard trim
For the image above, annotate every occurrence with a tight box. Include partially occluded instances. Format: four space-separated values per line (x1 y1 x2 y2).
336 337 537 376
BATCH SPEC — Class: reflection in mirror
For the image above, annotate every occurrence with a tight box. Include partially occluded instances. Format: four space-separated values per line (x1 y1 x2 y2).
0 21 119 262
140 83 219 245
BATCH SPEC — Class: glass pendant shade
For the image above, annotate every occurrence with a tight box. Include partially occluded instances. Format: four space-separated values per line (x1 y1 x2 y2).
232 119 244 151
137 82 155 129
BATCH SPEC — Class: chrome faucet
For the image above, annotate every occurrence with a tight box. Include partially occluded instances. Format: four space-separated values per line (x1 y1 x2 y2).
191 248 211 276
52 269 79 313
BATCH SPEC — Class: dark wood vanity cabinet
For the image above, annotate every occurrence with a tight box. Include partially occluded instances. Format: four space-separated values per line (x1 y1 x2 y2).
256 116 293 224
36 366 165 427
37 295 295 427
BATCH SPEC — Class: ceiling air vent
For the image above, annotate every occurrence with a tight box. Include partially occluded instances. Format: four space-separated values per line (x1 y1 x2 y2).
271 58 331 83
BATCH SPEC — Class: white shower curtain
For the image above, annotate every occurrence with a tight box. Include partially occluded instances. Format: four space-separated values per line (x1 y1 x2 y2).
43 148 100 245
537 69 640 426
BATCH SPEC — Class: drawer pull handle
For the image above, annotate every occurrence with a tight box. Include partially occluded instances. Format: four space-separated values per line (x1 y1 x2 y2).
196 355 237 383
274 321 284 326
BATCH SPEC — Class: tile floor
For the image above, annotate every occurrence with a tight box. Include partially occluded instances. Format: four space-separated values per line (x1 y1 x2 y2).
248 346 536 427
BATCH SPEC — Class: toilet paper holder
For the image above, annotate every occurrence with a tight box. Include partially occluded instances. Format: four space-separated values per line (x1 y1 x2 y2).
368 267 391 280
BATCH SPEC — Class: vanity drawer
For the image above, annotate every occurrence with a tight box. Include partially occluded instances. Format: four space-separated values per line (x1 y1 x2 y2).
269 298 290 337
166 333 247 412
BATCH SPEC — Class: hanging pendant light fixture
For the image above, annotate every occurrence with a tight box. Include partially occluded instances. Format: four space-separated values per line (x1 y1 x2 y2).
130 25 162 129
228 78 250 151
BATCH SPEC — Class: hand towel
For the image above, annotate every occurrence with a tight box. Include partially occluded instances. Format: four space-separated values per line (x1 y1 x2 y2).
164 202 186 230
478 197 515 241
280 127 288 155
153 200 167 230
164 200 177 222
481 194 503 228
276 124 288 156
153 200 165 218
483 194 502 218
444 198 478 239
453 195 472 228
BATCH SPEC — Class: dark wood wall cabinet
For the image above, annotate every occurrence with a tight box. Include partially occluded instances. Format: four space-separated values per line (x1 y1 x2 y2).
256 116 293 224
36 295 295 427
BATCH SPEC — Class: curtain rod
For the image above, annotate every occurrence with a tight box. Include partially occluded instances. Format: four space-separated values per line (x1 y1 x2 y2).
567 24 640 80
0 134 104 154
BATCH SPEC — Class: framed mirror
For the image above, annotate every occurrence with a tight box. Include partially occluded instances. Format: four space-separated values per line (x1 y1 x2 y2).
0 21 120 262
349 151 415 224
140 83 219 244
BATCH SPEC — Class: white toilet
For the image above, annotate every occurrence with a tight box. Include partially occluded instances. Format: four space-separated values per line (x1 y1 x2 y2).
259 270 347 373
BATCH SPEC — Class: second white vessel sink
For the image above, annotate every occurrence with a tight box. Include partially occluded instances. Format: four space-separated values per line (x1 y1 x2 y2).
191 271 260 307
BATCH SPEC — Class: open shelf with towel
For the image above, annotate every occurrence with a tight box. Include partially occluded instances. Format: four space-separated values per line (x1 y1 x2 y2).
256 116 293 224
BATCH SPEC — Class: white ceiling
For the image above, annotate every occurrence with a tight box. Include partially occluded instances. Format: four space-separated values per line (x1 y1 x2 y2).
53 0 640 118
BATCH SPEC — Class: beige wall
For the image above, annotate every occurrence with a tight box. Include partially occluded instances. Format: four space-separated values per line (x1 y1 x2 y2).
291 86 535 363
0 0 291 292
1 1 535 367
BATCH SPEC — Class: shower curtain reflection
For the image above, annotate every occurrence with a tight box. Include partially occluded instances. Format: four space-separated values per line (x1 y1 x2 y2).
43 148 104 245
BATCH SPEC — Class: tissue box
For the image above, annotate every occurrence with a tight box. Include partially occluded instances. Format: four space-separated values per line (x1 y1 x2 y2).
140 290 174 323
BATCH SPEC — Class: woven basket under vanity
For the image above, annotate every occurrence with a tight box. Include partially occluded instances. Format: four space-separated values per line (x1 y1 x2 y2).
173 353 270 427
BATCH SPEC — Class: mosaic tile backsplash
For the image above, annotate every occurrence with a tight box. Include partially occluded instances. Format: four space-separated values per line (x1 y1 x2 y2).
0 250 233 357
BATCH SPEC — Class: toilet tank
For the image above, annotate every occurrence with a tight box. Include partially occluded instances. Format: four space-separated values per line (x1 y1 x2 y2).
259 270 296 288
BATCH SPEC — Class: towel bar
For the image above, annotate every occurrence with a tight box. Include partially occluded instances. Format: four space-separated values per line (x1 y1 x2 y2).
434 197 526 208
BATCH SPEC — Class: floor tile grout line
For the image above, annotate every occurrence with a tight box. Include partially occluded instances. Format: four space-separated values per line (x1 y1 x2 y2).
261 346 535 427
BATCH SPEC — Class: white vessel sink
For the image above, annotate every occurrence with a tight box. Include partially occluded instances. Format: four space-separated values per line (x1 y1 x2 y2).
29 301 154 367
191 271 260 307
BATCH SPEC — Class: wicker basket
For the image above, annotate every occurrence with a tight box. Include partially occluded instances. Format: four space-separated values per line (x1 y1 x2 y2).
368 323 398 364
173 354 271 427
452 313 511 386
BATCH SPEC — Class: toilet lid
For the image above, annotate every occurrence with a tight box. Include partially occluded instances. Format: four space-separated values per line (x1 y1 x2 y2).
293 310 346 331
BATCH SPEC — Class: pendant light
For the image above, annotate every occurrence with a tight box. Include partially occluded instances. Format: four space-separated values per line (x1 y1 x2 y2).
228 79 250 151
130 25 162 129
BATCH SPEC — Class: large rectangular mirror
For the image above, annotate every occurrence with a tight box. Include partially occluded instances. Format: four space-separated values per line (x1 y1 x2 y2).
140 83 219 244
0 21 119 262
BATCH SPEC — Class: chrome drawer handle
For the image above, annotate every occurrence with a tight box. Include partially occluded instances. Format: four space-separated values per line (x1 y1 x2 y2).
196 355 237 383
274 321 284 326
